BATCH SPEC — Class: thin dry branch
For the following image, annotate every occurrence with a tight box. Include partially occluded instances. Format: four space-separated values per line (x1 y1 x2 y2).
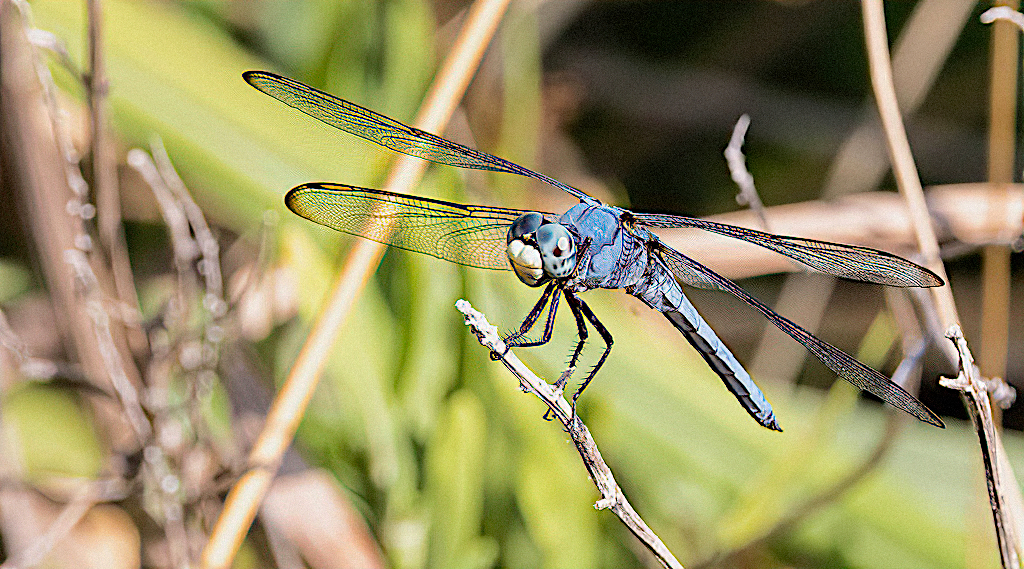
861 0 952 320
982 5 1024 29
861 1 1023 566
86 0 145 355
724 114 770 232
130 144 236 567
978 1 1019 391
200 1 514 566
128 149 198 287
151 137 227 318
4 1 148 449
940 326 1020 568
63 250 151 443
823 0 976 199
456 300 684 569
752 0 975 397
656 183 1023 281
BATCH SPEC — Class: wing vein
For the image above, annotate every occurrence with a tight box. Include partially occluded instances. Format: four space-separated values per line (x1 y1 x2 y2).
634 213 943 288
656 243 943 427
285 184 551 270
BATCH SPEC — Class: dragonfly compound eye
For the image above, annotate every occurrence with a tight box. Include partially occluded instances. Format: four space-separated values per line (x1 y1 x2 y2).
507 212 544 245
536 223 576 278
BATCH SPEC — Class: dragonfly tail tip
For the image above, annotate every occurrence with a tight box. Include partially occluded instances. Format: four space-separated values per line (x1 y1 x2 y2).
763 416 783 432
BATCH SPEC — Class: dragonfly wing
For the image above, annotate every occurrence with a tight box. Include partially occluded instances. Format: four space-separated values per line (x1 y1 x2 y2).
633 213 943 288
286 183 552 270
245 71 593 203
655 242 945 428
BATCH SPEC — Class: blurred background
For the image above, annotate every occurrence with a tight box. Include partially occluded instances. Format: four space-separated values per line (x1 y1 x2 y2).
1 0 1022 567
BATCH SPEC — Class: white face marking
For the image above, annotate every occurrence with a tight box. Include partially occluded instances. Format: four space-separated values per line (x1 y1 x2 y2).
507 239 525 258
507 239 544 285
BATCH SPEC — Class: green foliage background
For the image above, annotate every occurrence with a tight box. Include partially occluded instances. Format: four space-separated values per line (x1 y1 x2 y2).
13 1 1022 567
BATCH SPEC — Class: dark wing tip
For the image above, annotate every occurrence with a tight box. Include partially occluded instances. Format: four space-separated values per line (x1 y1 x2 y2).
283 183 313 213
886 251 944 287
242 70 265 87
284 182 344 220
895 388 945 428
243 70 295 97
242 69 276 84
917 407 946 428
921 266 945 288
283 189 309 221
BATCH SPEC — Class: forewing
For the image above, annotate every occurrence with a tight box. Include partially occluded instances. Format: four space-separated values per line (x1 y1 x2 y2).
634 213 942 288
285 183 550 270
245 71 592 203
655 242 944 428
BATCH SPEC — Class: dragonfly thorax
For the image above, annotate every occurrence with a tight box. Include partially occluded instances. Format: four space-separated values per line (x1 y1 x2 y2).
506 213 577 287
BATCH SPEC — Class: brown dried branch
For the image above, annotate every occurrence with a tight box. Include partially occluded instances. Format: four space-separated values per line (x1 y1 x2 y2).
129 144 238 567
150 138 227 318
862 1 1023 566
723 114 771 232
128 149 199 293
978 1 1019 393
656 183 1023 281
3 1 148 451
747 0 975 394
456 300 684 569
940 326 1020 568
86 0 146 356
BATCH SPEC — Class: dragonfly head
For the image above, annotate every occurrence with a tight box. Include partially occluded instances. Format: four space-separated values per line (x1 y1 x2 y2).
507 213 577 286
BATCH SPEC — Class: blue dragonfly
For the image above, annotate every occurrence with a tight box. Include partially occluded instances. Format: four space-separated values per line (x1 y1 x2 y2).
245 70 945 431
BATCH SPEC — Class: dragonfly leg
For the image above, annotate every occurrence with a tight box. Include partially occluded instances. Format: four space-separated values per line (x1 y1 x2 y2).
538 289 592 421
541 235 593 414
503 281 560 350
559 290 590 389
564 291 613 414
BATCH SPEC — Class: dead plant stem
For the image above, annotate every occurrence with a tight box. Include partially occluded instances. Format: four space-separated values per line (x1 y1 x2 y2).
456 300 684 569
862 1 1022 565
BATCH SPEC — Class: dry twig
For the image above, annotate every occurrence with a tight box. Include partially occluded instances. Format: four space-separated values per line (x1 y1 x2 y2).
723 114 770 232
5 0 149 449
862 1 1023 565
977 1 1019 397
750 0 974 390
129 143 236 566
456 300 684 569
940 326 1020 568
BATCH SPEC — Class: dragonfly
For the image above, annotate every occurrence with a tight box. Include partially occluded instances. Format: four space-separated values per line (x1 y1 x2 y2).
244 70 945 431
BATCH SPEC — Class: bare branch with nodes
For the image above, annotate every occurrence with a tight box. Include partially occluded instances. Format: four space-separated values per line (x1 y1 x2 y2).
456 299 685 569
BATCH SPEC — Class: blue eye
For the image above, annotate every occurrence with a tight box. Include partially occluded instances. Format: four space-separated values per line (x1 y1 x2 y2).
536 224 576 278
